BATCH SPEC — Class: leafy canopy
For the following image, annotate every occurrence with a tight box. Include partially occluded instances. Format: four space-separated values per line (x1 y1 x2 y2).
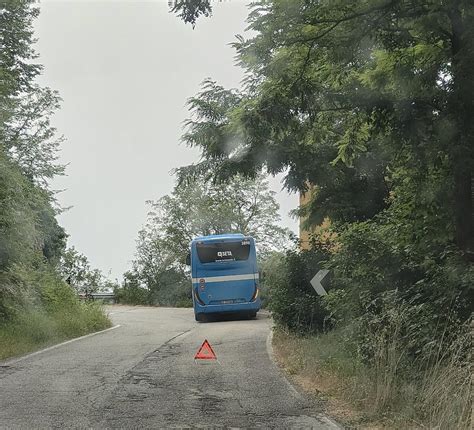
126 173 290 305
169 0 212 27
178 0 474 251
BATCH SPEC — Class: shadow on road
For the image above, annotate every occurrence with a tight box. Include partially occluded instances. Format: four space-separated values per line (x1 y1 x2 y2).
198 312 262 323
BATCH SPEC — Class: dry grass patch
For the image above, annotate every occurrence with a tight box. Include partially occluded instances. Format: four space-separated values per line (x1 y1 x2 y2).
272 328 471 429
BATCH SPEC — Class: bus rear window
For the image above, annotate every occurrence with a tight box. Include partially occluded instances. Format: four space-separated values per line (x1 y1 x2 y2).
196 241 250 263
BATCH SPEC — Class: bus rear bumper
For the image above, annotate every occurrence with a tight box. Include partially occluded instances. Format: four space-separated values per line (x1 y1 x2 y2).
194 299 261 315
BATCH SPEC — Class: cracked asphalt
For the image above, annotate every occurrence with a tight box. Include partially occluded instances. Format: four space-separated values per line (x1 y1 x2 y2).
0 306 339 429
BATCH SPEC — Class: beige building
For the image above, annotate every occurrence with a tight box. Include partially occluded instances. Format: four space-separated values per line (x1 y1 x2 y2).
299 186 337 251
299 188 313 250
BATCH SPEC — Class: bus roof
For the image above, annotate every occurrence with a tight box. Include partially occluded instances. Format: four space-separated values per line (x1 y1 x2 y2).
192 233 246 243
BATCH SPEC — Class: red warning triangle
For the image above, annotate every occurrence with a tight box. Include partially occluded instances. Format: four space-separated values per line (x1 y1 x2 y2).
194 339 217 360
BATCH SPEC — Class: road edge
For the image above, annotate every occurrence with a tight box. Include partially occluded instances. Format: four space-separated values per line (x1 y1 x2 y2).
266 328 342 430
1 324 121 366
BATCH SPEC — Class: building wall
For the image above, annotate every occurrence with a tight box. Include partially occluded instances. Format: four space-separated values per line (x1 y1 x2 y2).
299 189 313 250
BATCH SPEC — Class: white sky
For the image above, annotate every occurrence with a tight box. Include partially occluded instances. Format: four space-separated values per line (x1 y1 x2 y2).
34 0 298 280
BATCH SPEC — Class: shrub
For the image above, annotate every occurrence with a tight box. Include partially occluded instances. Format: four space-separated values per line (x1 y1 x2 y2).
0 265 111 360
258 251 286 308
114 285 150 305
148 276 191 307
266 248 330 333
325 219 473 364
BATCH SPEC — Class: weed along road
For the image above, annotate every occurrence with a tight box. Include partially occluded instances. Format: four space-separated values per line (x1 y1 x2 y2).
0 306 338 429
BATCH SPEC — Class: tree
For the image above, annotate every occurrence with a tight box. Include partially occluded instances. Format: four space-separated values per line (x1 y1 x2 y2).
0 0 66 273
60 247 103 295
0 1 41 103
168 0 212 27
172 1 473 381
3 86 65 186
0 146 66 273
1 1 64 187
114 271 150 306
142 172 289 261
131 227 189 306
177 0 474 255
0 1 110 341
129 173 290 305
0 1 70 321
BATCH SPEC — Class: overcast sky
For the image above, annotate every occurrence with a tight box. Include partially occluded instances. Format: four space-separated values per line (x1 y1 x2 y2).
34 0 298 280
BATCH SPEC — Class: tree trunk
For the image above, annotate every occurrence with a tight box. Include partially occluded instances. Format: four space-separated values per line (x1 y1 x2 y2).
449 4 474 255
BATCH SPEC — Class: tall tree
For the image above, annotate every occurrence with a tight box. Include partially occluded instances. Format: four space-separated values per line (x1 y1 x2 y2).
141 172 289 262
0 0 66 272
130 173 290 302
0 1 68 320
1 1 64 186
4 86 65 186
177 0 474 254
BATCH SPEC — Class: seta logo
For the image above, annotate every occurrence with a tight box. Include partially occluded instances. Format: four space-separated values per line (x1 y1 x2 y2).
217 251 233 258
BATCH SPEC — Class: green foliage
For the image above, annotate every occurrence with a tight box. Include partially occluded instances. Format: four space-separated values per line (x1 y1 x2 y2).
257 251 284 307
324 217 473 362
158 172 289 259
0 1 110 360
178 0 473 251
274 326 471 429
114 271 150 306
1 0 67 315
0 151 40 271
169 0 212 28
125 173 290 307
175 0 474 394
4 85 65 185
1 1 64 186
0 302 111 360
0 266 111 360
0 0 41 101
266 248 330 333
60 247 104 294
0 152 66 319
114 287 149 306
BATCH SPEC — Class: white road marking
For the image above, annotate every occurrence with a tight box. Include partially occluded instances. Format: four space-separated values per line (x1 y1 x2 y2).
1 325 121 366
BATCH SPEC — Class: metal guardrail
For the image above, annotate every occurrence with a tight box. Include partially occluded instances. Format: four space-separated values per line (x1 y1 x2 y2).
78 292 116 304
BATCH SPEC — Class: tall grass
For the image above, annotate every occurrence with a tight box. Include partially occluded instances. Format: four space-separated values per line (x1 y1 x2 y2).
416 331 471 429
0 266 111 361
0 302 111 360
273 324 472 429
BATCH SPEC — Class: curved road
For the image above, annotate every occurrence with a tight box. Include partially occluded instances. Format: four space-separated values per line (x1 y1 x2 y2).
0 306 339 429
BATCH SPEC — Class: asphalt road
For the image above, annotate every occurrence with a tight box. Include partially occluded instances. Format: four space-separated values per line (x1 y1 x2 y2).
0 306 339 429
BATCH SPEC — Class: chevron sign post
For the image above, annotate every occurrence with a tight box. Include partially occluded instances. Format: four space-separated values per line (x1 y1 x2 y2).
310 269 330 296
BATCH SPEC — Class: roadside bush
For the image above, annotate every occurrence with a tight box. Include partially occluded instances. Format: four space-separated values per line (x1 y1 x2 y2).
114 285 150 305
266 248 330 333
325 219 473 364
258 251 286 308
114 269 192 307
0 265 111 360
148 275 192 307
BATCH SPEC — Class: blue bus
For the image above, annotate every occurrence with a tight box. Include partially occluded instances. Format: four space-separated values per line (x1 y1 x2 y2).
188 233 261 322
